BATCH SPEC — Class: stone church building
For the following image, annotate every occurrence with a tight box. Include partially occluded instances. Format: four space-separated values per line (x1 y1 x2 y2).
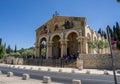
35 16 109 59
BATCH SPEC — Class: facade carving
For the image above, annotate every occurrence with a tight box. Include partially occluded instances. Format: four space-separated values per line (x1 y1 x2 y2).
35 16 110 58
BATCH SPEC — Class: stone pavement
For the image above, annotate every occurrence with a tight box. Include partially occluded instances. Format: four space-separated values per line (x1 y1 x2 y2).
0 74 63 84
0 63 120 76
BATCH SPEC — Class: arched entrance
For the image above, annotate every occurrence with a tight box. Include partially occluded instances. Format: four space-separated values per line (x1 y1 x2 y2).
67 32 78 56
52 35 61 59
40 38 47 58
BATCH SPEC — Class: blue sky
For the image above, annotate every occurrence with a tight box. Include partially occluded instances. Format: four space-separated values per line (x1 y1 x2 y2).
0 0 120 50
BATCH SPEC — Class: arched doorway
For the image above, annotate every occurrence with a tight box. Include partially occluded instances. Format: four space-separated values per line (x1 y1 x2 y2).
67 32 78 56
40 38 47 59
52 35 61 59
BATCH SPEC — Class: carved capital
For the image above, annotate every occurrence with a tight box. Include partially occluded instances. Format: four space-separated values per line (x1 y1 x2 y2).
59 39 68 45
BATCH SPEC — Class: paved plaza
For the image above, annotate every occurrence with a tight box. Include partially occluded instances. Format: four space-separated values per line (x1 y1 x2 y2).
0 74 63 84
0 63 120 84
0 63 120 76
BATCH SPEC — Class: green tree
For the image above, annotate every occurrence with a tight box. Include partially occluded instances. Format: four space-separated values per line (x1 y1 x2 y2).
117 41 120 50
107 25 113 39
98 28 102 35
115 22 120 40
87 40 95 49
117 0 120 2
6 45 13 54
14 45 17 53
104 41 109 48
0 38 2 46
18 48 25 54
0 45 6 58
94 40 104 53
113 25 117 40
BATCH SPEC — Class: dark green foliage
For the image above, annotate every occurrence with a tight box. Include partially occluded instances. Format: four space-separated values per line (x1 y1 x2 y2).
115 22 120 40
117 41 120 50
98 22 120 50
14 45 17 53
117 0 120 2
113 25 117 40
98 28 107 39
6 45 13 54
107 25 114 39
104 22 120 49
18 48 25 54
98 28 102 34
0 45 6 58
17 47 35 57
0 38 6 58
0 38 2 46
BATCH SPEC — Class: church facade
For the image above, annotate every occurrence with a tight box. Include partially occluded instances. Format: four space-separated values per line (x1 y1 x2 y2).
35 16 109 58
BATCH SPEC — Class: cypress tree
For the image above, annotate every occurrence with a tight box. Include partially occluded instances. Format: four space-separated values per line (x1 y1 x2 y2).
14 45 17 53
115 22 120 41
113 25 117 40
6 45 12 54
98 28 102 35
0 38 2 46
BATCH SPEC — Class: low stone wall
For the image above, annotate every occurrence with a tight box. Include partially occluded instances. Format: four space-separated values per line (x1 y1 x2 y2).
4 56 24 65
3 53 120 69
78 53 120 69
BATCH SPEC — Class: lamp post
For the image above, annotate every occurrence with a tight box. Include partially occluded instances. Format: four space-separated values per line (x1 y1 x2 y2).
106 26 117 84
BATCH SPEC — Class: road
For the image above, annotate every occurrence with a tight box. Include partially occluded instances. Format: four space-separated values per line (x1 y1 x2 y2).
0 66 120 84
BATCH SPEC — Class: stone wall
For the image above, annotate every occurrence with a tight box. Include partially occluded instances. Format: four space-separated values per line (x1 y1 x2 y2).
3 53 120 69
4 56 24 65
78 53 120 69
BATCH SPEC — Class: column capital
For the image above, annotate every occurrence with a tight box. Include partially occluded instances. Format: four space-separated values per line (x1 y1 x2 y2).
46 41 53 47
59 39 68 45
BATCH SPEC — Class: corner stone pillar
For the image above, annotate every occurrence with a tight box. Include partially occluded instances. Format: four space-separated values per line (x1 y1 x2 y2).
35 43 40 57
83 38 87 54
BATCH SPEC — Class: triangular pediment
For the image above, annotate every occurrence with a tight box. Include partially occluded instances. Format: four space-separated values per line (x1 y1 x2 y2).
36 16 86 35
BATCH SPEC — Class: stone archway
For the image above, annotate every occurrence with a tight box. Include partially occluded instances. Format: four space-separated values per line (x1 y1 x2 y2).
52 35 61 59
67 32 78 56
65 30 79 39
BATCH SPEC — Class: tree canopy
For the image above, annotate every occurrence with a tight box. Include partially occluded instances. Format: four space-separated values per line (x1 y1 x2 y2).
0 38 6 58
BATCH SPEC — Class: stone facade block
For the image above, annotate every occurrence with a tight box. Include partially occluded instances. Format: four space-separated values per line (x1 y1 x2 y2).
72 79 81 84
7 72 14 77
22 74 30 80
43 76 51 83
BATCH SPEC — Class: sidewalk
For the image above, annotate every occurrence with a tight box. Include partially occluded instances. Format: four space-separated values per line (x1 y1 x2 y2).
0 63 120 76
0 74 63 84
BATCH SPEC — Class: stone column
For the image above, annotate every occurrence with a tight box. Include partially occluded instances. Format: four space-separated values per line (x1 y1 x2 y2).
59 39 67 57
77 37 83 54
61 43 64 58
83 38 87 54
64 40 68 56
46 42 53 58
46 43 49 59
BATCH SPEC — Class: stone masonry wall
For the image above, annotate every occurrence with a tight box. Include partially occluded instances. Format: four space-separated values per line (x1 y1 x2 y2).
78 53 120 69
